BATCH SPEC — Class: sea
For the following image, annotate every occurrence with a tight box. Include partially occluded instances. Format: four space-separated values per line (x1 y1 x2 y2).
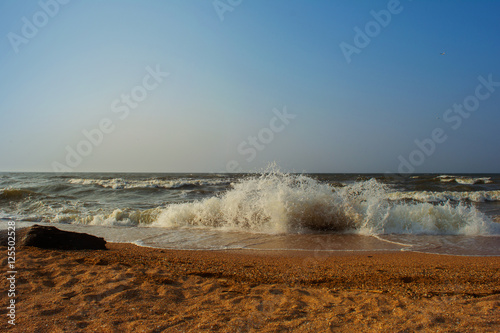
1 169 499 256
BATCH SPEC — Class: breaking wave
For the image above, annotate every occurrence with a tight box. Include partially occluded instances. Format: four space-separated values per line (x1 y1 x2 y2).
5 171 499 236
62 208 163 227
151 170 499 236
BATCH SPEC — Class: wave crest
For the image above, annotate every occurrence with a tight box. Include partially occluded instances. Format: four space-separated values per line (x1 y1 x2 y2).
437 175 493 184
68 178 230 190
0 188 41 201
153 171 498 235
388 190 500 203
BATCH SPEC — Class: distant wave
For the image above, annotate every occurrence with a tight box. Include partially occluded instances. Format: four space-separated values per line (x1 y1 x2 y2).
68 178 230 190
388 190 500 203
436 175 493 185
0 188 42 201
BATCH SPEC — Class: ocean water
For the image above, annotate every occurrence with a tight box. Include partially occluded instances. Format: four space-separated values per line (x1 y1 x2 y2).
1 169 499 256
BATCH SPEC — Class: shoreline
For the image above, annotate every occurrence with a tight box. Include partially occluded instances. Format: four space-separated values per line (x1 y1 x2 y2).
129 241 500 258
4 222 499 257
2 242 499 332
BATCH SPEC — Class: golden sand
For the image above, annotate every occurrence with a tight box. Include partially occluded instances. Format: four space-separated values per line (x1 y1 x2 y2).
1 243 499 332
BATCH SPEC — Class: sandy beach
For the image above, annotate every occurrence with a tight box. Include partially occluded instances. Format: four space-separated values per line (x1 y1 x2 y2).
1 242 499 332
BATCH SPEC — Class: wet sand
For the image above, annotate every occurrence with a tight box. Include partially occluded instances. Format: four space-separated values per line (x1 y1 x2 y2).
1 243 499 332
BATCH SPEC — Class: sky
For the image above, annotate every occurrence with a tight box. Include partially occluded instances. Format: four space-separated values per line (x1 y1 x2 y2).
0 0 499 173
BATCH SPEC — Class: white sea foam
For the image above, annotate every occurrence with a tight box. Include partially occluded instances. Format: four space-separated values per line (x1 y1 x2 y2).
151 170 499 236
50 207 163 227
456 177 493 185
388 190 500 203
436 175 493 184
68 178 229 190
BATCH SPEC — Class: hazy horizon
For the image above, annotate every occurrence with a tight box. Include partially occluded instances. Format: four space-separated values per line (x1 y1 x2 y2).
1 0 499 174
1 170 500 176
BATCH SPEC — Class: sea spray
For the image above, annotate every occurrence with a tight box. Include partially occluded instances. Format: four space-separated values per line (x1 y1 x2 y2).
152 170 498 235
154 170 349 233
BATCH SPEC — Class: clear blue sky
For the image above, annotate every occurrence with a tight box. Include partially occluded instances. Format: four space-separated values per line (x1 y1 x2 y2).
1 0 499 173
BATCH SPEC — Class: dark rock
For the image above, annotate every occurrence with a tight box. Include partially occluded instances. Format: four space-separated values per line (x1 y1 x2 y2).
1 225 106 250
